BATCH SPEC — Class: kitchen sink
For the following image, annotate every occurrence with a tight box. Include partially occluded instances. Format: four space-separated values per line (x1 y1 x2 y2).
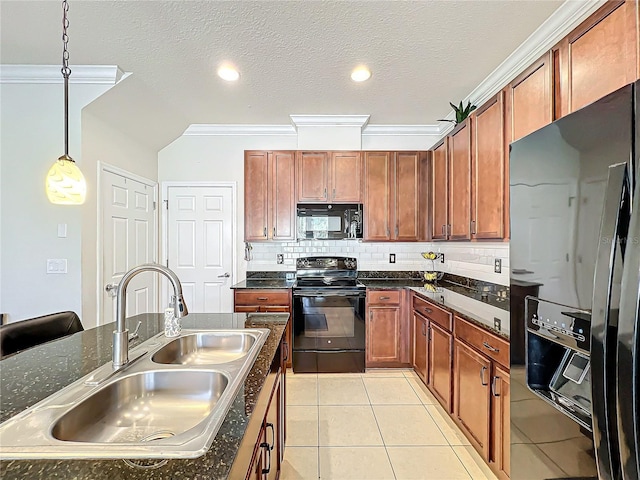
152 332 256 365
51 370 228 443
0 328 270 459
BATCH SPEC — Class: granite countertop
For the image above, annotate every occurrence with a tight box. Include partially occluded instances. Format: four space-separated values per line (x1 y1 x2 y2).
231 279 295 289
409 286 509 340
0 312 287 480
359 278 426 289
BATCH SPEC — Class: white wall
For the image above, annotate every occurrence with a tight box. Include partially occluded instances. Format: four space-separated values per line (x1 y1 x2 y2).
0 81 112 322
81 111 159 328
158 130 508 286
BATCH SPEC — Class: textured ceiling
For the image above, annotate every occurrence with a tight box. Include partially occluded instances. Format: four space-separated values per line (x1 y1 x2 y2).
1 0 562 129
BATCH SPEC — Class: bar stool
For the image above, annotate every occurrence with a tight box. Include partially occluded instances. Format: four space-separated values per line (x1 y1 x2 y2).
0 311 84 359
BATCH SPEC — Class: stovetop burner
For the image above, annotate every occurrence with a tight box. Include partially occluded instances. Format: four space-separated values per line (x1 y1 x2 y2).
294 256 362 290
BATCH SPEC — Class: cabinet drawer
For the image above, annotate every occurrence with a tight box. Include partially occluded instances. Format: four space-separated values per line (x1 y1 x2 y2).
413 295 452 331
367 289 401 305
454 316 509 368
234 290 290 306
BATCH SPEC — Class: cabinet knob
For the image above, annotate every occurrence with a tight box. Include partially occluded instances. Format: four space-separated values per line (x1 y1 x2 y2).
379 296 390 300
332 188 336 199
441 224 446 236
263 227 267 238
273 227 276 237
423 307 433 314
324 187 327 198
395 225 399 237
257 297 268 301
470 220 476 235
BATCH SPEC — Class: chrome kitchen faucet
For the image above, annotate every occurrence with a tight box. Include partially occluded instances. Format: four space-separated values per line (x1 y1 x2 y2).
113 264 188 369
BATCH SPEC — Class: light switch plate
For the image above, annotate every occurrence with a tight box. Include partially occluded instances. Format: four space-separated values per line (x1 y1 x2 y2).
389 253 396 263
494 258 502 273
47 259 68 274
494 317 502 331
57 223 67 238
276 254 284 264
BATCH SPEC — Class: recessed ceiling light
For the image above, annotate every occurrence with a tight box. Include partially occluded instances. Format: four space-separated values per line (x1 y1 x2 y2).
217 65 240 82
351 66 371 82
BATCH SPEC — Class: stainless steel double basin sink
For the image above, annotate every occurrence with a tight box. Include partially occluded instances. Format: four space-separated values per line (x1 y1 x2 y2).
0 328 270 459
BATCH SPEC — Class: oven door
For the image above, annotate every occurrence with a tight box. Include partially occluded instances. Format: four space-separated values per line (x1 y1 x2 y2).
292 289 365 372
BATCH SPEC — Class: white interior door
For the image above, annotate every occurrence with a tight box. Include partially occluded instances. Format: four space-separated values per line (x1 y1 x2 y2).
166 185 234 313
101 167 158 325
510 182 578 306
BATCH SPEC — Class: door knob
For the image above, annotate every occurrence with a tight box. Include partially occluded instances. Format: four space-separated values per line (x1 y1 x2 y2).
217 272 231 278
105 283 118 298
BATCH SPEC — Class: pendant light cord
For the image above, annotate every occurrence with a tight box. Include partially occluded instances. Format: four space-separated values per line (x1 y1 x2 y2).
61 0 71 158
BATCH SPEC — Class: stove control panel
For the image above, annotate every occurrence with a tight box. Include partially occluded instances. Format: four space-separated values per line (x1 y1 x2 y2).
296 257 357 270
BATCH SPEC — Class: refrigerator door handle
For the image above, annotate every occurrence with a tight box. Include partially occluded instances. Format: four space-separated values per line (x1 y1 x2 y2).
591 162 629 480
617 164 640 480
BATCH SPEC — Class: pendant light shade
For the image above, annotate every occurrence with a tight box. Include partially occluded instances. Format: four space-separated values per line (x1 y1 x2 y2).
46 154 86 205
47 0 85 205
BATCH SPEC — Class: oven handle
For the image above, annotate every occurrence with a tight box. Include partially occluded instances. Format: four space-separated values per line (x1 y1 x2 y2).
293 290 365 298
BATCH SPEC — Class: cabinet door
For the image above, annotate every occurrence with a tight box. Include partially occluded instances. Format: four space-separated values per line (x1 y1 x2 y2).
394 152 420 241
263 379 281 480
297 152 329 202
559 1 638 115
507 53 553 142
331 152 362 202
246 441 263 480
366 306 401 364
472 93 505 240
245 151 269 241
491 365 510 479
448 122 472 240
412 312 428 383
431 140 448 240
453 339 491 459
270 152 296 240
428 323 453 412
363 152 392 241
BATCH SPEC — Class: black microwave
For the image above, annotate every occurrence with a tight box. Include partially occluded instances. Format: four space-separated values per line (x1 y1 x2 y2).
296 204 363 240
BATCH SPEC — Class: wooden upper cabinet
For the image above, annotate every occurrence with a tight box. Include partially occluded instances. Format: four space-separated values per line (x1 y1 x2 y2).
507 52 554 142
363 152 392 240
297 151 329 202
363 151 425 241
245 151 270 241
297 151 362 203
271 152 296 240
244 151 295 241
557 0 638 116
448 121 472 240
431 140 448 241
331 152 362 202
394 152 421 241
472 92 505 240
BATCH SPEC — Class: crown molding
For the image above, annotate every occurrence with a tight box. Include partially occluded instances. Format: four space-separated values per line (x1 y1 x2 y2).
0 65 125 84
362 124 441 136
183 124 297 136
290 114 370 129
439 0 606 133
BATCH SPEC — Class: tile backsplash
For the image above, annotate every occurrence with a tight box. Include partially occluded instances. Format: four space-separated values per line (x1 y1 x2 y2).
246 240 509 286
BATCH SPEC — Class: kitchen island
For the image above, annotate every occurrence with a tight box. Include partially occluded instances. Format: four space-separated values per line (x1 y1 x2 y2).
0 312 287 480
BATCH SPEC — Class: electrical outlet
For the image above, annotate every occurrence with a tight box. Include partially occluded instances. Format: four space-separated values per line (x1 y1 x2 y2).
276 254 284 264
494 317 502 331
440 253 445 263
389 253 396 263
46 259 67 274
494 258 502 273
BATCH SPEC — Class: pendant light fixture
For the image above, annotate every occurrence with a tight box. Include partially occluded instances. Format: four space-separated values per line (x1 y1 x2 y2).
45 0 86 205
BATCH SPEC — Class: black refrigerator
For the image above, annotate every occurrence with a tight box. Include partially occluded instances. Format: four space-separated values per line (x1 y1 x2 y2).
510 80 640 480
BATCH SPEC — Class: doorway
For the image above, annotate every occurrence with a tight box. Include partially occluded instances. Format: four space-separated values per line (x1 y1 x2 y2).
99 164 158 326
163 183 236 313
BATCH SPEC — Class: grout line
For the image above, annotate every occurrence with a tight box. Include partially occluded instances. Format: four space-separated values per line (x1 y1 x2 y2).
451 446 477 480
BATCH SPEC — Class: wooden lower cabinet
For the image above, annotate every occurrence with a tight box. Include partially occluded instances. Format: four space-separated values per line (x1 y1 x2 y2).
366 289 409 366
491 365 511 480
428 323 453 412
412 312 428 382
234 289 293 369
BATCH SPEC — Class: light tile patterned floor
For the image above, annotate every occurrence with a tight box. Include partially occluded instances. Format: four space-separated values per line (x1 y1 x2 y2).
281 369 498 480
